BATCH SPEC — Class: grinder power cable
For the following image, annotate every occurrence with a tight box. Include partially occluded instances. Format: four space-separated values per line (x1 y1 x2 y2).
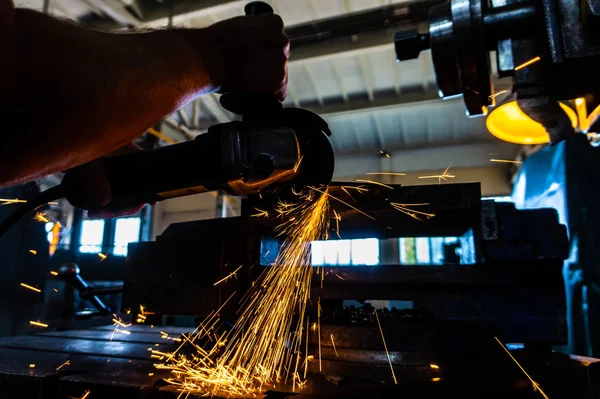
0 1 334 241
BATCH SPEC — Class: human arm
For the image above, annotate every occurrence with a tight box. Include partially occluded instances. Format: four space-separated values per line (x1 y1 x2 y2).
0 2 288 186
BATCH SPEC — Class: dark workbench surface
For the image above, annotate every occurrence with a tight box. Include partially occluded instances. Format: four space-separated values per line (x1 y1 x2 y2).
0 325 189 399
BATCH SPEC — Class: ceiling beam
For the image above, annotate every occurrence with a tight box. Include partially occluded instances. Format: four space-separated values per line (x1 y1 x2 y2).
302 87 441 117
81 0 140 26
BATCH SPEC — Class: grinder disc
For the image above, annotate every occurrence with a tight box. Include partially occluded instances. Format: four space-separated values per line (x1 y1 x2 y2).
277 108 335 188
220 91 335 190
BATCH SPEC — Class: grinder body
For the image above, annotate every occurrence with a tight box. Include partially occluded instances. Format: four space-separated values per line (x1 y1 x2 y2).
62 122 303 211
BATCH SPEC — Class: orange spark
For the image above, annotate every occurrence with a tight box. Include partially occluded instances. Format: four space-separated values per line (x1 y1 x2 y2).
29 250 37 255
97 253 107 260
365 172 406 176
355 179 394 190
0 198 27 205
374 309 397 384
490 159 522 164
293 155 304 174
50 271 58 276
20 283 41 293
34 212 49 223
494 337 550 399
56 360 71 370
330 334 339 357
515 56 541 71
29 321 48 328
251 208 269 218
418 165 454 184
488 90 508 100
213 265 243 286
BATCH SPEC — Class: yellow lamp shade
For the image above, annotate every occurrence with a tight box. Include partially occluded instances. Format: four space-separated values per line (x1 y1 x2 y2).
486 101 578 144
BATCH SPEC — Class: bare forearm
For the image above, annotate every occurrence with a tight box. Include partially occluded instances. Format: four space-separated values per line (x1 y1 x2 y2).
1 8 214 186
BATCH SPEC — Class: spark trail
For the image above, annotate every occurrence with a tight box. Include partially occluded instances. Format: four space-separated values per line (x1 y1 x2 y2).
157 188 331 396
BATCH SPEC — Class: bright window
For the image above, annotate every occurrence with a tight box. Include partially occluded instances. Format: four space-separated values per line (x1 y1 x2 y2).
311 238 379 266
113 217 141 256
79 220 105 253
399 236 463 265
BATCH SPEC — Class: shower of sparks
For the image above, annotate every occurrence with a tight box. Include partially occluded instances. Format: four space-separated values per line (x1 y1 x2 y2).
514 56 541 71
29 250 37 255
355 179 394 190
213 265 243 286
309 186 374 221
156 188 331 396
0 198 27 205
494 337 550 399
50 271 58 276
490 159 523 164
29 321 48 328
21 283 41 293
418 165 455 184
34 212 49 223
390 202 435 222
330 334 339 357
488 90 508 100
97 253 107 260
365 172 406 176
374 309 397 384
251 208 269 218
56 360 71 370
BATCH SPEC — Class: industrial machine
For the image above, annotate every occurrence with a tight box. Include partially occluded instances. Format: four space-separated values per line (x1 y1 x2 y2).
394 0 600 143
0 182 592 398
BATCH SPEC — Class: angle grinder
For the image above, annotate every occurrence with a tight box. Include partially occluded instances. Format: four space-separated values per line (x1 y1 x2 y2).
0 1 334 239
